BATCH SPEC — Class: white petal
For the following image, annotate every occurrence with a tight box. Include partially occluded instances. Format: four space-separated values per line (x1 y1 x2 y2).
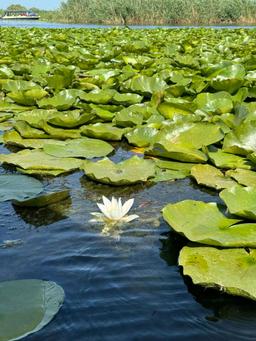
121 198 134 216
97 203 112 219
122 214 139 223
102 196 111 209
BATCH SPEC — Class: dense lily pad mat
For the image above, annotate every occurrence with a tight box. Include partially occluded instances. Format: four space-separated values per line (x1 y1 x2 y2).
179 246 256 301
0 279 64 341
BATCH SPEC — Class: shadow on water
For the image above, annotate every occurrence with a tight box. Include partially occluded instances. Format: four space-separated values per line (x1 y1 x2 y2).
12 197 72 227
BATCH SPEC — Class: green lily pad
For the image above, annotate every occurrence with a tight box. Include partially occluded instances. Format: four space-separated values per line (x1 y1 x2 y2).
226 168 256 187
207 147 254 170
37 90 77 110
37 121 81 140
162 199 256 247
122 75 167 95
3 131 55 149
125 126 159 147
154 158 195 174
79 89 115 104
210 64 245 94
13 190 70 207
146 142 207 163
157 122 224 149
179 246 256 301
223 120 256 155
152 168 188 182
112 92 143 106
114 111 143 127
44 137 113 158
81 156 155 185
194 91 233 114
14 121 49 139
157 100 194 119
47 110 93 128
0 174 43 202
0 279 64 341
0 149 82 173
80 123 125 141
8 89 48 106
191 164 237 190
220 185 256 220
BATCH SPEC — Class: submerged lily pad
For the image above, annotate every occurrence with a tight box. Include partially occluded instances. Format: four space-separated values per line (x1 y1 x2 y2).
191 164 236 190
220 185 256 220
179 246 256 301
0 279 64 341
162 199 256 247
0 174 43 202
82 156 155 185
44 138 113 158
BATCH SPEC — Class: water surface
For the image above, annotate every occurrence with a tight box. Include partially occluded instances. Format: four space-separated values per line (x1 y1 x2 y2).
1 140 256 340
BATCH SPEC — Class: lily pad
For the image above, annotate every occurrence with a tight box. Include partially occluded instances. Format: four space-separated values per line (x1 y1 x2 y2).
0 175 43 202
194 91 233 115
0 149 82 173
37 90 77 110
152 168 188 182
191 164 237 190
13 190 70 207
220 185 256 220
146 142 207 163
154 158 195 174
81 123 125 141
226 168 256 187
162 200 256 247
207 147 254 170
3 131 55 149
0 279 64 341
44 138 113 158
125 126 158 147
81 156 155 185
179 246 256 301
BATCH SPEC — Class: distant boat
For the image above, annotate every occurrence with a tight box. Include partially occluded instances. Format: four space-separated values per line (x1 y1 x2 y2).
1 10 40 20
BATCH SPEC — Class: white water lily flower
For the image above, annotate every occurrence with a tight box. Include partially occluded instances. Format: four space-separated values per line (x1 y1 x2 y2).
90 196 139 224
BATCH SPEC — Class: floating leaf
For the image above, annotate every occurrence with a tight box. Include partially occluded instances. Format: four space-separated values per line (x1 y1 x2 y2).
125 126 158 147
0 174 43 202
162 200 256 247
191 164 236 190
44 137 113 158
13 190 70 207
0 279 64 340
179 246 256 301
220 185 256 220
81 123 125 141
226 168 256 187
82 156 155 185
0 149 82 174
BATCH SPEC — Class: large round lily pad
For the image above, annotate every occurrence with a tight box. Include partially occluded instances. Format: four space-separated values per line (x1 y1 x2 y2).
0 175 43 202
0 279 64 341
81 156 155 185
162 200 256 247
179 246 256 301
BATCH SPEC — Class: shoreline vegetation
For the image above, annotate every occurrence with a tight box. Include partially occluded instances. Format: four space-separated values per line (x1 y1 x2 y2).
1 0 256 26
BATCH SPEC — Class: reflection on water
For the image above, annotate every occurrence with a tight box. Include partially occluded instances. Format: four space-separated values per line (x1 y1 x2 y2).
13 197 72 227
0 20 255 29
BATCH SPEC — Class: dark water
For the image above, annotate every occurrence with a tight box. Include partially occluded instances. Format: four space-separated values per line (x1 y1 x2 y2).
0 20 255 29
1 140 256 341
